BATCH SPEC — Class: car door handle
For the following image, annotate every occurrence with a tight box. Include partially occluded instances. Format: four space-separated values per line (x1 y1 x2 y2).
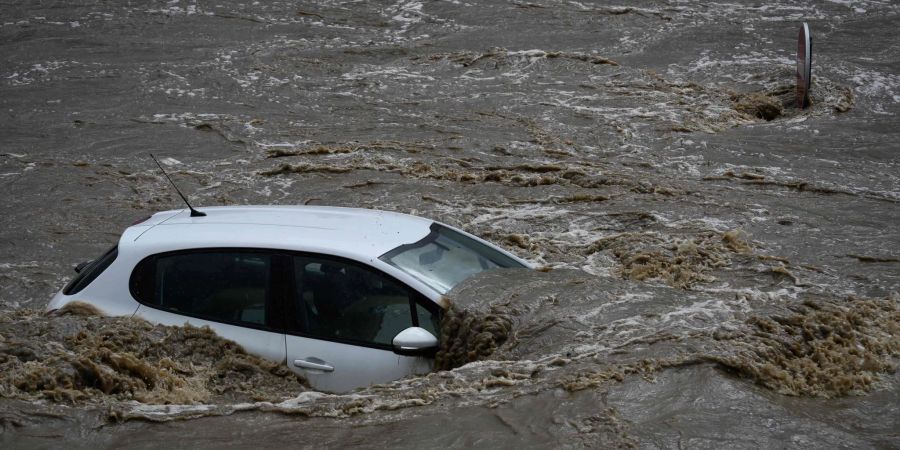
293 358 334 372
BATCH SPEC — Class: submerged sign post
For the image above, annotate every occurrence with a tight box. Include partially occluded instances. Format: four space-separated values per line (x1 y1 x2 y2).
796 22 812 108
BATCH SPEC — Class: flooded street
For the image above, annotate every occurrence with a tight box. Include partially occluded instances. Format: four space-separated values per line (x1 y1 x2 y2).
1 0 898 448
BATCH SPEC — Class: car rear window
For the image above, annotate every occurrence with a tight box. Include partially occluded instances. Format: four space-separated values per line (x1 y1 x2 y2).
63 245 118 295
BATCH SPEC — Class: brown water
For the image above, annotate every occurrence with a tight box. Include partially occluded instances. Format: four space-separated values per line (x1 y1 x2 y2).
1 0 899 447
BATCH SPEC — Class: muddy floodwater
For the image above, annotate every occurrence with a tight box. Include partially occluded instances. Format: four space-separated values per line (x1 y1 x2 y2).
1 0 899 448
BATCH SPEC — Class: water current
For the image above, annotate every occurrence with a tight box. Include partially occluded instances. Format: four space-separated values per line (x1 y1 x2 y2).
1 0 898 448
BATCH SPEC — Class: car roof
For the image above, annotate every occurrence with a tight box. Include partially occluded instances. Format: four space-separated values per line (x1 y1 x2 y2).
127 205 435 260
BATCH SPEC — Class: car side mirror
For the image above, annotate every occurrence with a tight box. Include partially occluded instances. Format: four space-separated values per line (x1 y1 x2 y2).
392 327 438 357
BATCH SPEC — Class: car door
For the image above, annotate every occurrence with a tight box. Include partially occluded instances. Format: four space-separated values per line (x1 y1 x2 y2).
284 254 440 393
130 249 288 363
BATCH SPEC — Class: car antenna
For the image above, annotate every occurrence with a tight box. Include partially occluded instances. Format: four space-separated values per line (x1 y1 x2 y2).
149 153 206 217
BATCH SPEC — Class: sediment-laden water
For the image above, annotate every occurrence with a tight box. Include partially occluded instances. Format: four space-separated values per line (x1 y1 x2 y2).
1 0 898 448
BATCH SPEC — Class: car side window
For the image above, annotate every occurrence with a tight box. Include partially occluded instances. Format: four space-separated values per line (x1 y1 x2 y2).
415 302 441 337
290 256 417 347
132 251 273 327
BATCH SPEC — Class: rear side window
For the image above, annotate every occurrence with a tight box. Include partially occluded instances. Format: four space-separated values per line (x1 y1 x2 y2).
131 250 275 328
64 246 118 295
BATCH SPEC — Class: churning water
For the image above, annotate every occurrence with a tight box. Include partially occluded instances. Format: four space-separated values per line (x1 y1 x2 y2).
1 0 898 448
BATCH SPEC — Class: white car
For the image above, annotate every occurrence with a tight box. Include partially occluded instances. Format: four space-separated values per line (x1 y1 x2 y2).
47 206 530 392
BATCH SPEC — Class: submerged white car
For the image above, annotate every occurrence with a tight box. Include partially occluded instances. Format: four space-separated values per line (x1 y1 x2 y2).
47 206 530 392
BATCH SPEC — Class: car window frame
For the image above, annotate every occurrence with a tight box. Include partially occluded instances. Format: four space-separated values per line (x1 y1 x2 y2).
129 248 289 334
283 251 442 352
129 248 442 349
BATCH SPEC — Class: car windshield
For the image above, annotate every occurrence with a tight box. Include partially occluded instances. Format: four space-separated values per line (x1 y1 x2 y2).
379 223 527 295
